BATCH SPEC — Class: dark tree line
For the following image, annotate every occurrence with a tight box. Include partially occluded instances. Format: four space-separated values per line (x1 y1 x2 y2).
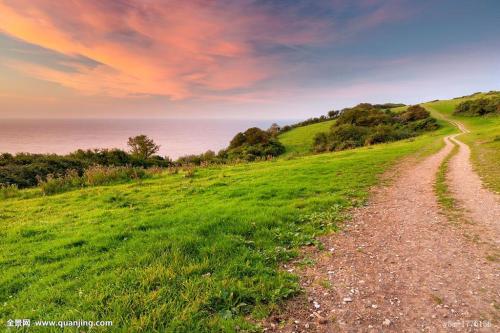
0 135 169 188
1 126 287 188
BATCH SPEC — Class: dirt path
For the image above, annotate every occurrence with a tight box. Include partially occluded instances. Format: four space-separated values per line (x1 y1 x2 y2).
266 124 499 332
447 132 500 241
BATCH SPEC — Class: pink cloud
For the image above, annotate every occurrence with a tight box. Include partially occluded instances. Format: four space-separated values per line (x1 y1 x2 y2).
0 0 406 100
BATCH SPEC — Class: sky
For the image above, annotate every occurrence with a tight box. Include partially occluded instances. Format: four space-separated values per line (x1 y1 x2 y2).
0 0 499 119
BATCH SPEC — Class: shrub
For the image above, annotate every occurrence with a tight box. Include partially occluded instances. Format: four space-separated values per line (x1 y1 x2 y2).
1 146 170 189
37 166 148 195
176 150 218 166
335 104 394 127
182 165 196 178
454 97 500 116
396 105 430 123
313 103 439 152
328 124 369 150
145 166 164 175
313 132 329 152
364 125 410 146
84 166 146 186
38 170 83 195
0 184 19 199
168 166 179 175
407 118 439 132
225 127 285 161
267 123 281 137
279 102 404 134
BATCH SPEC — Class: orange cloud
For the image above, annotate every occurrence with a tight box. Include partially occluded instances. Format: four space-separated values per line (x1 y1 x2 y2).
0 1 298 99
0 0 403 100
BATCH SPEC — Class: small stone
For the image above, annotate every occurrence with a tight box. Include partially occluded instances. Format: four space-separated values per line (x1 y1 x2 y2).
383 319 391 326
343 297 352 303
313 301 321 309
371 304 378 309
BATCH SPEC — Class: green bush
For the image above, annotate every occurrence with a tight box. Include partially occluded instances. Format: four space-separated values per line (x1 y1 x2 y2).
0 184 19 199
1 147 170 189
38 166 148 195
84 165 146 186
313 103 439 152
38 169 83 195
335 103 394 127
396 105 430 123
454 97 500 116
407 117 439 132
364 125 410 146
224 127 285 161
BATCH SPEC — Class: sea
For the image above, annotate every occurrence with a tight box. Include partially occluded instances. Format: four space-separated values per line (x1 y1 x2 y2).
0 119 293 159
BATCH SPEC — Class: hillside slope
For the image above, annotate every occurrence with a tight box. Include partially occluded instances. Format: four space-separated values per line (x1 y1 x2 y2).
425 93 500 192
0 124 450 331
278 120 335 155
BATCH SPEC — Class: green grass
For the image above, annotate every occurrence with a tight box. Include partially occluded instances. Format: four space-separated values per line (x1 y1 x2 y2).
0 124 450 332
278 120 335 155
434 141 461 221
425 94 500 192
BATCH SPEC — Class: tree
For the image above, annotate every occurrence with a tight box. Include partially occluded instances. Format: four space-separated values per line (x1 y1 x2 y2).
127 135 160 160
267 123 281 137
397 105 430 123
229 127 270 149
328 110 339 118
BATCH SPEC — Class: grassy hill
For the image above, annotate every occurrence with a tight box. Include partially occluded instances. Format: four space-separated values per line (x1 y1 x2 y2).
278 120 335 155
0 118 452 331
425 92 500 192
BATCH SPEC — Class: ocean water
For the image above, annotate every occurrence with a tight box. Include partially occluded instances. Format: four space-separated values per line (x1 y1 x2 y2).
0 119 290 159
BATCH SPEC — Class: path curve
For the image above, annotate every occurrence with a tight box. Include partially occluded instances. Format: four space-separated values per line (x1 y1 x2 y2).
447 122 500 241
266 128 499 332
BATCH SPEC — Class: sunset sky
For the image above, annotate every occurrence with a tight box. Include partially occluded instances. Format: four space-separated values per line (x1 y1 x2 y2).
1 0 499 119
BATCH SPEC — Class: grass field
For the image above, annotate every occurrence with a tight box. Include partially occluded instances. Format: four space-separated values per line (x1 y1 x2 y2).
425 94 500 192
0 120 452 331
278 120 335 155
